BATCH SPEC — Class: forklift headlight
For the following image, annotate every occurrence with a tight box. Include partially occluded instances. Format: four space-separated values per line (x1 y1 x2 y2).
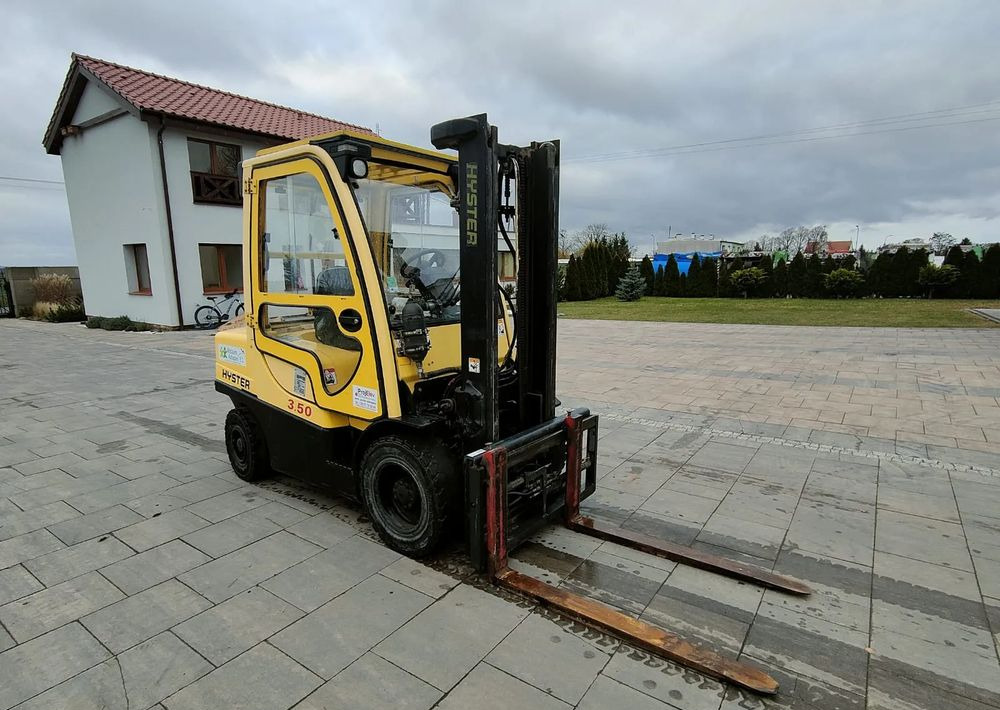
350 158 368 179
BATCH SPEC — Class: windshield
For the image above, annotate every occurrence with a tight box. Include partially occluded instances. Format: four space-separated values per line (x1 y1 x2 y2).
353 163 461 327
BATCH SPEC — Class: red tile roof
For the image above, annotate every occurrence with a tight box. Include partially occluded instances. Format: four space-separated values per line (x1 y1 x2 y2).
45 54 370 153
805 240 853 254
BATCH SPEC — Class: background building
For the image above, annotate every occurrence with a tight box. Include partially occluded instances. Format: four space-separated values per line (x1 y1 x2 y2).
44 54 369 327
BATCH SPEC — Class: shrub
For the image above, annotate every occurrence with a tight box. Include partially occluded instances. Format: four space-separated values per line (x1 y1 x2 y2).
614 265 646 302
85 315 153 331
917 264 959 299
30 273 74 304
32 301 60 319
823 268 865 298
44 297 86 322
729 267 766 298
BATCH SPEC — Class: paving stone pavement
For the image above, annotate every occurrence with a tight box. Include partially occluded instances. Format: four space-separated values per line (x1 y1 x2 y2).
2 317 1000 709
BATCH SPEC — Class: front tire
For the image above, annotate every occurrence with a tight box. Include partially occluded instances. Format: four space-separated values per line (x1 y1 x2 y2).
225 408 271 482
360 435 458 557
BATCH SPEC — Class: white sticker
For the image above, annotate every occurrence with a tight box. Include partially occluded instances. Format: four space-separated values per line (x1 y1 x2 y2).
468 357 481 373
497 321 506 337
352 385 379 412
323 367 338 386
218 344 246 366
293 368 307 397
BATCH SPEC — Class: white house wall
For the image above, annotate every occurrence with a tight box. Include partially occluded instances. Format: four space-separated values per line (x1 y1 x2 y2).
60 82 176 325
158 126 268 325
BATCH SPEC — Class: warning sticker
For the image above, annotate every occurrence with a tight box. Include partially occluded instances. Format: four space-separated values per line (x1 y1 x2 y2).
497 321 506 337
468 357 481 373
323 367 338 386
218 344 246 366
352 385 378 412
293 368 308 397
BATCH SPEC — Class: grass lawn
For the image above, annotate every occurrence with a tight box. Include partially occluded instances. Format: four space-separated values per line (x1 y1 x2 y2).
557 297 1000 328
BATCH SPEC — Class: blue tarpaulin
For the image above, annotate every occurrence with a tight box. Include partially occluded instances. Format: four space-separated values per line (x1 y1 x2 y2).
653 252 722 276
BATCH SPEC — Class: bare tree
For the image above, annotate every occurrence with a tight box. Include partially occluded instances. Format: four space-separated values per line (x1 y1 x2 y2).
762 225 828 254
580 223 611 245
930 232 955 255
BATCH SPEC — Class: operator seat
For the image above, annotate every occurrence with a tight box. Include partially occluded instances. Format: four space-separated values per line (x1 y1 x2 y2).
313 266 361 352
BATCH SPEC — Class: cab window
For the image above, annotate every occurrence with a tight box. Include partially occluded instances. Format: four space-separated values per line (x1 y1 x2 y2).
261 172 354 296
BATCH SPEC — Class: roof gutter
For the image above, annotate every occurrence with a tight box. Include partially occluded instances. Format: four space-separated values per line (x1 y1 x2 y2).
156 116 185 327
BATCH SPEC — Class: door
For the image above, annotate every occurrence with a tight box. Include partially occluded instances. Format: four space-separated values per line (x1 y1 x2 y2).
248 156 389 420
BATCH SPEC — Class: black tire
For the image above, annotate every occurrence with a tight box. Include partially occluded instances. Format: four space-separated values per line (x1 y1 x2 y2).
360 435 459 557
225 408 271 482
195 305 223 329
235 303 245 317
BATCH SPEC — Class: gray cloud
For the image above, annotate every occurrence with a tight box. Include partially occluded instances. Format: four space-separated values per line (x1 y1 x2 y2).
3 0 1000 265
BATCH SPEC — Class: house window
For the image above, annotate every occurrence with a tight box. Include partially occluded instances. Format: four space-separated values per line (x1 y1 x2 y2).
188 139 242 205
199 244 243 293
499 252 516 281
124 244 151 295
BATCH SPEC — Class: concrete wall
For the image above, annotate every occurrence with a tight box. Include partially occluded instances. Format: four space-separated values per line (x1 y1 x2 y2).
4 266 82 317
60 82 176 325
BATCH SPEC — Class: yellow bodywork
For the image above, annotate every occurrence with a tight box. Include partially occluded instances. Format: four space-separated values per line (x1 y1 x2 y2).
214 131 512 433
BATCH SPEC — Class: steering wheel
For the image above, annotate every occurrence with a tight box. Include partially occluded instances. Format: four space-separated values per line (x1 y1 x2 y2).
400 249 451 277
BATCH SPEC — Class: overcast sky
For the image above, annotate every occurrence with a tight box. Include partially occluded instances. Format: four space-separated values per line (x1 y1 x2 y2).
3 0 1000 265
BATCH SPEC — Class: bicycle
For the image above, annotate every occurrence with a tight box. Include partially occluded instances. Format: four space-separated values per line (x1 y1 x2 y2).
194 290 244 329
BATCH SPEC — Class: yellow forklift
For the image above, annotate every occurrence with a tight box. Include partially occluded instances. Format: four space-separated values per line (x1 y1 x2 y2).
214 114 808 695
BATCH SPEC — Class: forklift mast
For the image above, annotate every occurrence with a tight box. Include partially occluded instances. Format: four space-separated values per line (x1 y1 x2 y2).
430 114 559 445
430 115 810 696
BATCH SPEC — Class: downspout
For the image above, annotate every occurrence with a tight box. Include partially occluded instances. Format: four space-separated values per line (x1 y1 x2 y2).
156 116 185 327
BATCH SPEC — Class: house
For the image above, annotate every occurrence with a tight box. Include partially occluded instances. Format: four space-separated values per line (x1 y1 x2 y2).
44 54 370 327
878 238 930 255
656 237 744 256
804 240 853 257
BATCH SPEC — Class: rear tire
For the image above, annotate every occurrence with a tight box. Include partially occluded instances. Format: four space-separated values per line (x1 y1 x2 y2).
225 408 271 482
195 305 222 329
360 435 458 557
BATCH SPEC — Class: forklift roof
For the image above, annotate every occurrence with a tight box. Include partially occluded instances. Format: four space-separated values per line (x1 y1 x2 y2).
256 128 457 170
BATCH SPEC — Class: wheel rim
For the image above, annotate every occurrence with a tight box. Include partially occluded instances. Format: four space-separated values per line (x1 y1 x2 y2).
373 462 424 536
228 424 250 471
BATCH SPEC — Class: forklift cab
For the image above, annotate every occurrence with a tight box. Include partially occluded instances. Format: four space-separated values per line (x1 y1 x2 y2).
215 128 525 551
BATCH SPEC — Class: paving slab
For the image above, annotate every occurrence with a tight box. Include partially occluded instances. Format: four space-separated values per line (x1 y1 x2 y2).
292 652 442 710
178 531 321 603
173 586 304 666
273 574 432 679
0 623 110 710
82 579 212 653
0 571 124 642
119 631 214 709
162 643 321 710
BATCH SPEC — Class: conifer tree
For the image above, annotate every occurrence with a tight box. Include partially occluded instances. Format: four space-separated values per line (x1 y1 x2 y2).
664 254 681 296
653 265 666 296
687 254 702 298
758 254 774 297
772 258 788 297
867 252 892 296
615 265 646 301
806 253 824 297
639 255 655 294
564 254 581 301
943 245 965 298
787 252 807 297
699 256 718 297
978 244 1000 299
960 250 980 299
718 259 733 297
